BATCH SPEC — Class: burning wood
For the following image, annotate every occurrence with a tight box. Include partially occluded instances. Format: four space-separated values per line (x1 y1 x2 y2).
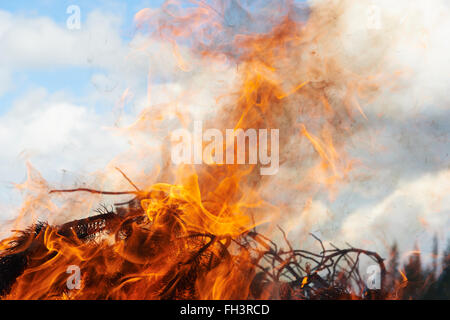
1 177 448 300
1 185 387 300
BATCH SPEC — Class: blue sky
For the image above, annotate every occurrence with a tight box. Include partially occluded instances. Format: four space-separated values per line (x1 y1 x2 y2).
0 0 165 115
1 0 164 25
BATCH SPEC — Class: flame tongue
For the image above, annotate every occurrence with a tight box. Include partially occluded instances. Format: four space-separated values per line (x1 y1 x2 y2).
0 169 256 299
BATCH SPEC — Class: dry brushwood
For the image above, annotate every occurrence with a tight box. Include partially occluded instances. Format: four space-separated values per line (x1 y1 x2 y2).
0 173 387 299
237 229 386 299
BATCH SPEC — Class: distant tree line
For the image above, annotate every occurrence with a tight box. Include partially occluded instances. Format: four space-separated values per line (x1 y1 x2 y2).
385 236 450 299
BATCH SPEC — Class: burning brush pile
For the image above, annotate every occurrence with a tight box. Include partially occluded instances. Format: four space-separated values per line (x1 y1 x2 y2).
1 0 449 300
0 181 447 299
0 182 387 300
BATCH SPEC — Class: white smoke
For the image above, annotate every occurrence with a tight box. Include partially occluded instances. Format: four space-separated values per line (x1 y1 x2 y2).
276 0 450 262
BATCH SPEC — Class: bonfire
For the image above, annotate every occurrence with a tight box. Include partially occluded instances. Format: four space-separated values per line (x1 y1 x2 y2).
0 0 448 300
0 177 387 299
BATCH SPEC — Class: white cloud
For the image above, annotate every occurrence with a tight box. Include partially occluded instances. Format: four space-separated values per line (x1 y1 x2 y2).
0 88 129 209
0 9 148 102
338 169 450 260
0 10 125 69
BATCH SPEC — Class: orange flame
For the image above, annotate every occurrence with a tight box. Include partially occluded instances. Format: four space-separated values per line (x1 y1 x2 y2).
0 0 395 300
